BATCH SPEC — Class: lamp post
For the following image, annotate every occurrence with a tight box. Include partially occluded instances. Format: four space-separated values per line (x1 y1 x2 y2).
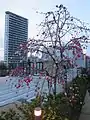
34 107 42 120
28 59 31 74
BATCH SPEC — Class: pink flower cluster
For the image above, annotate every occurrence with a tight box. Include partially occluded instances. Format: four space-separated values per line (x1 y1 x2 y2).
45 76 65 85
15 76 33 89
10 66 24 76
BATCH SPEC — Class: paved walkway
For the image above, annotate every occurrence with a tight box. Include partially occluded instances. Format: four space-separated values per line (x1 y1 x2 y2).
79 91 90 120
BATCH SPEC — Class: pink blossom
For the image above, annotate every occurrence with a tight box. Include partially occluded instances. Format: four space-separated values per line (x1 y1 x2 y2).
77 54 81 58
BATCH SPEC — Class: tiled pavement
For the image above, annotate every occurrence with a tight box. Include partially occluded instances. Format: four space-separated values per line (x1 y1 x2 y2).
0 76 63 106
79 91 90 120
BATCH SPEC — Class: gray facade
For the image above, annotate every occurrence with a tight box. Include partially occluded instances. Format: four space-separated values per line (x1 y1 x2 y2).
4 11 28 68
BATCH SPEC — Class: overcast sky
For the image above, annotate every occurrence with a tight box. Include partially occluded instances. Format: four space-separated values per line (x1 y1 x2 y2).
0 0 90 60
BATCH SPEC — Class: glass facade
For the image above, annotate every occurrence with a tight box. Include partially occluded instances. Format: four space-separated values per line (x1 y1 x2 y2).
4 11 28 67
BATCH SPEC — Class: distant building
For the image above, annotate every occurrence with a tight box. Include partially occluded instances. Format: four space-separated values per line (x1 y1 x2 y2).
41 45 85 78
86 55 90 68
0 48 4 61
4 11 28 68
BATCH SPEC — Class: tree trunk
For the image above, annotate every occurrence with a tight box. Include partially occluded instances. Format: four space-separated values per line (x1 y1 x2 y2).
54 77 57 95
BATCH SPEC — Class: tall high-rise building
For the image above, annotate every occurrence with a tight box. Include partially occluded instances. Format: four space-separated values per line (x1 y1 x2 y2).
4 11 28 68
